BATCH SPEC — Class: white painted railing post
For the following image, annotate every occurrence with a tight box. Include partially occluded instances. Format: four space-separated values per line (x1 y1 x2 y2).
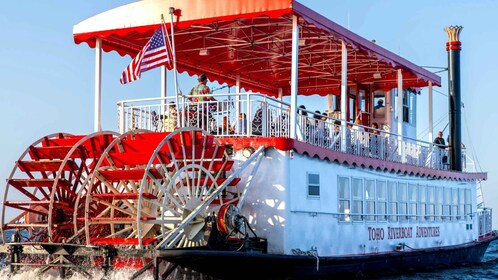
94 38 102 132
340 40 348 152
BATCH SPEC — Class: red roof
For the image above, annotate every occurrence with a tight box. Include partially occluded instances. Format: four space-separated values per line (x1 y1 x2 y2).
73 0 441 97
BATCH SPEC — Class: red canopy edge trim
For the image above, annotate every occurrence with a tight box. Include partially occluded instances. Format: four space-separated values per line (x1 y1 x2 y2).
74 6 293 58
74 8 292 57
293 2 441 87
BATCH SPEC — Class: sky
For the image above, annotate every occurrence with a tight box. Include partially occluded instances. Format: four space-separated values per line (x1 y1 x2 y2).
1 1 497 226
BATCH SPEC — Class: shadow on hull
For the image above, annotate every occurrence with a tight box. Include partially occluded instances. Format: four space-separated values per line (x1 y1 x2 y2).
157 234 498 279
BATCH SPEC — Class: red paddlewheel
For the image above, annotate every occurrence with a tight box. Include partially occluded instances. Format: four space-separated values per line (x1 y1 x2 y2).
1 132 118 244
81 128 243 249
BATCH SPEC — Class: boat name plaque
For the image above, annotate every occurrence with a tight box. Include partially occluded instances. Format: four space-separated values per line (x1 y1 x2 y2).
368 226 441 241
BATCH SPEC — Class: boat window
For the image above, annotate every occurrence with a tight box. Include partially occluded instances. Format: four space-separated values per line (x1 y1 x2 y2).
451 189 458 221
443 188 451 221
398 183 408 222
376 180 387 222
408 184 418 222
365 179 376 222
464 189 471 221
436 187 443 222
307 173 320 197
427 186 435 222
388 181 398 222
419 185 427 222
352 178 364 221
338 176 350 222
458 189 465 220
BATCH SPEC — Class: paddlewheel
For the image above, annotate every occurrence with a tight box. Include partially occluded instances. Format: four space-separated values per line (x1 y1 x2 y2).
78 128 245 250
1 132 117 243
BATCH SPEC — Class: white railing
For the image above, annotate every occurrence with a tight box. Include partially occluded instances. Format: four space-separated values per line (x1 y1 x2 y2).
478 208 493 236
117 92 467 171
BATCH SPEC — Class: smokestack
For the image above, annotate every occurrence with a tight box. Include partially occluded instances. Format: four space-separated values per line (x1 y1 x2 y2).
444 26 463 171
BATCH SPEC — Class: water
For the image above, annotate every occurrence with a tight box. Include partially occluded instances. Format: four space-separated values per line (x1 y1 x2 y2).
1 241 498 279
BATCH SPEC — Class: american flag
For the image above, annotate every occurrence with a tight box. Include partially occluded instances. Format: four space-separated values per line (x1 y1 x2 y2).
120 25 172 84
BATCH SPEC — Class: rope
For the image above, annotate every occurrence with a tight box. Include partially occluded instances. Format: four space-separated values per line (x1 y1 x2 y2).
462 105 482 172
291 247 319 271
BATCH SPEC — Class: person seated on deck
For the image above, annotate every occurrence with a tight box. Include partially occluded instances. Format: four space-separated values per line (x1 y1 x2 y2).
218 116 234 135
330 120 342 150
164 101 178 132
297 105 310 141
351 114 367 155
234 113 247 134
311 110 323 145
369 122 381 157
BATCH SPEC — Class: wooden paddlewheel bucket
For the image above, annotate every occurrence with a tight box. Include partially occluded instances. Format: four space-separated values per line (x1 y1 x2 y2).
2 127 250 251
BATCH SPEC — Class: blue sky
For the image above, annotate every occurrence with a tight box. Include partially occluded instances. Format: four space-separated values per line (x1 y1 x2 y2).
1 1 497 226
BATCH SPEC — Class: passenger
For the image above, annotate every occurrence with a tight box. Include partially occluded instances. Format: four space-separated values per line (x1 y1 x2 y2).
297 105 310 142
189 73 215 103
321 112 330 146
218 116 234 135
433 131 448 168
433 131 446 149
351 115 366 155
369 122 380 157
235 113 247 134
312 110 322 145
371 122 380 134
164 102 178 132
374 99 384 109
188 73 216 130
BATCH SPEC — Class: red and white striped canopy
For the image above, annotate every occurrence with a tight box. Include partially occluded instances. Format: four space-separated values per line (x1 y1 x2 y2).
73 0 441 97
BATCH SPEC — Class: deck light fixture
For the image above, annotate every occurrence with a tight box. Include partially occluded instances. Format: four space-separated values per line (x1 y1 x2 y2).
199 49 210 56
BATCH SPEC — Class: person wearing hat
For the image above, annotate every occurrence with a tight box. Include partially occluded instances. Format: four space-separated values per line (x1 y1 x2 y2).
189 73 216 103
189 73 217 130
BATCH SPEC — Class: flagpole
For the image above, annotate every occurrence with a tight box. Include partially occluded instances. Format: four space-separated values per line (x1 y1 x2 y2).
166 8 182 128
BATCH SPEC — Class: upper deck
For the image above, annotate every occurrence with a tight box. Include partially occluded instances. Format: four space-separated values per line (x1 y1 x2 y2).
116 91 481 180
72 0 483 180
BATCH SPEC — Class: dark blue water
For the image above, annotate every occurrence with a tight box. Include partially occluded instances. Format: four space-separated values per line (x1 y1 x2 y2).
381 241 498 280
1 229 497 279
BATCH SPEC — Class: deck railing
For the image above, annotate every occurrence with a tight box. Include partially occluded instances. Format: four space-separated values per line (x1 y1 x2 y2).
117 92 468 171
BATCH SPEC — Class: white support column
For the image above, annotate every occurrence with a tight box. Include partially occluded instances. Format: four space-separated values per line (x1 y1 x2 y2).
397 69 404 159
340 40 348 152
94 38 102 132
161 66 167 115
428 81 434 143
235 75 241 133
289 15 299 140
428 81 434 167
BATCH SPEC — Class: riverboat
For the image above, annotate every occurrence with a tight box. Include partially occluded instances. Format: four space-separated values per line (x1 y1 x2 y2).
1 0 496 279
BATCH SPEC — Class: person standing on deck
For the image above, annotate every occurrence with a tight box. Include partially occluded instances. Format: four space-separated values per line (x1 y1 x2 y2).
433 131 448 168
189 73 216 130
